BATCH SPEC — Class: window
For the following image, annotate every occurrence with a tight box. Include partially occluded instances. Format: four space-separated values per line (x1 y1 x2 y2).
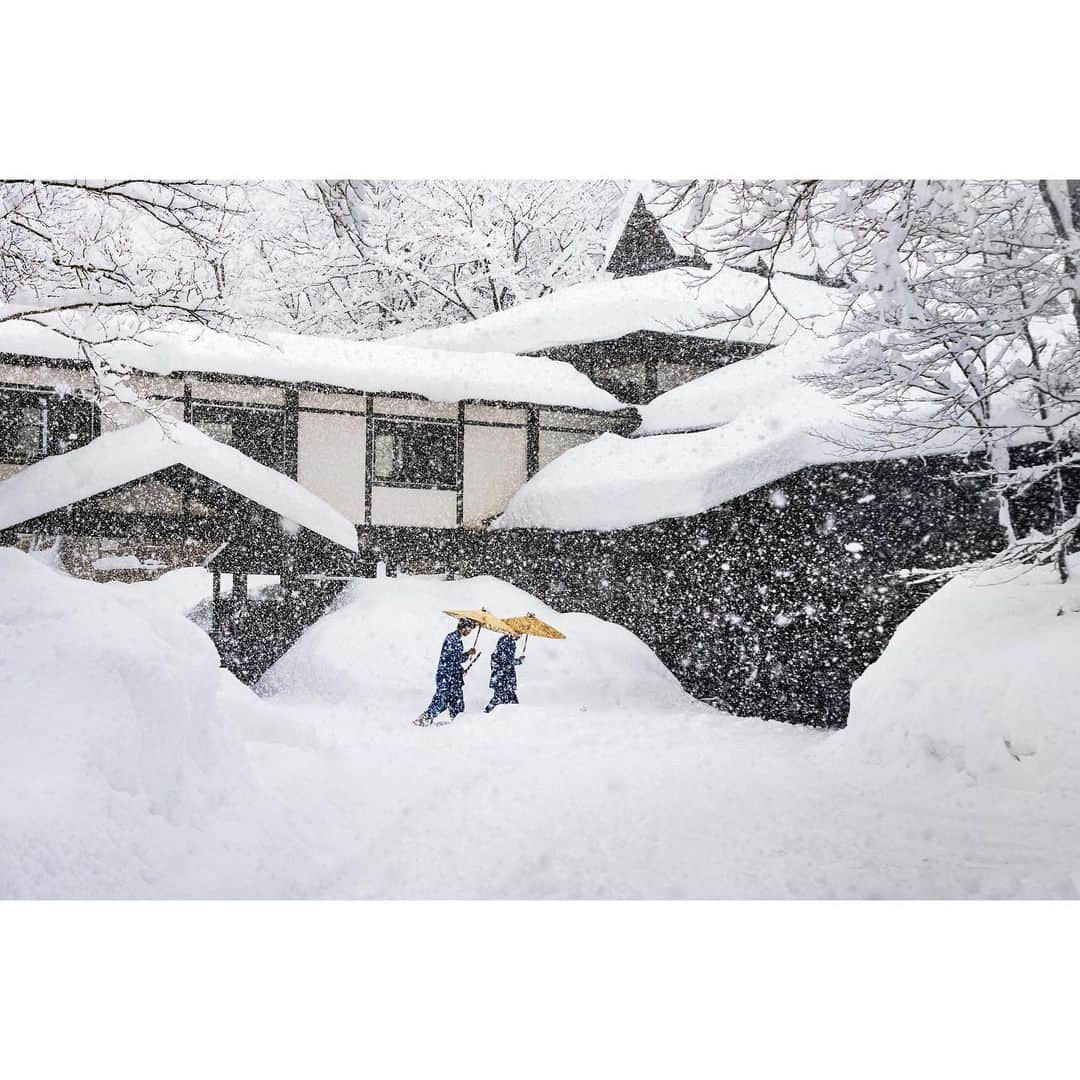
191 402 285 471
0 387 96 464
371 417 457 489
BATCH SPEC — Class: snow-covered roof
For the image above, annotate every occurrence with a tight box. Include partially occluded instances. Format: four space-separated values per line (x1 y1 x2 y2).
493 304 1063 532
599 182 848 282
493 328 871 531
0 307 623 413
392 266 840 357
493 305 1019 532
0 419 359 551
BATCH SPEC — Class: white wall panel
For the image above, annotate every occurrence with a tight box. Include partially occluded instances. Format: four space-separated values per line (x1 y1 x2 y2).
298 411 366 523
0 363 95 392
465 404 527 425
128 375 184 399
463 424 527 524
100 399 183 431
539 409 617 432
539 429 593 469
371 486 456 527
656 362 705 393
299 390 366 413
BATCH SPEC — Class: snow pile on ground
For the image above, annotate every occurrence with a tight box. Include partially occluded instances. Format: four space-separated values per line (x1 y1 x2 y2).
0 419 359 549
248 573 835 899
259 574 693 718
7 553 1080 898
248 571 1080 899
102 565 216 614
0 549 273 898
826 558 1080 791
0 304 623 412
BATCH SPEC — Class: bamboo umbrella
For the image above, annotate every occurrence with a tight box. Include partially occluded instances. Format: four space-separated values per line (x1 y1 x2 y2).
443 608 516 668
502 612 566 657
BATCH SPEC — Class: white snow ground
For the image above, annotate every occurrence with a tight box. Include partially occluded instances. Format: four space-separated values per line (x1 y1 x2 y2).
3 549 1079 899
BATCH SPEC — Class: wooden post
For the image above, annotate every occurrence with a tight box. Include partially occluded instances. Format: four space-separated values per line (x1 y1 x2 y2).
281 531 298 593
232 571 248 619
456 401 466 526
364 395 374 526
526 407 540 478
211 569 221 633
283 387 299 480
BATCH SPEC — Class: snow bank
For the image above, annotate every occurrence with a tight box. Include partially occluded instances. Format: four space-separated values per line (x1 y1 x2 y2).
6 547 1079 898
259 573 694 719
0 305 622 412
825 558 1080 790
0 549 257 897
393 266 839 355
0 419 358 550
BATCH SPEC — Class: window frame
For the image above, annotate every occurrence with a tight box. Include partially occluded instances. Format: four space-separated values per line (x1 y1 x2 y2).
369 415 459 491
0 384 97 465
190 400 287 473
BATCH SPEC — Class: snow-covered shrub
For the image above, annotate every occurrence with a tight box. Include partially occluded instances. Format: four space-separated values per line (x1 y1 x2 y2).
828 557 1080 789
0 549 252 896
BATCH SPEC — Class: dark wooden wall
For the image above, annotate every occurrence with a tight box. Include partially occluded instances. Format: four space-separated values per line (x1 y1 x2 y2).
532 331 768 404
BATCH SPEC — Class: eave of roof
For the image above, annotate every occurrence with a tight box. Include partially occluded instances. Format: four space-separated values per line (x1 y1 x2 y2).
0 420 359 551
0 308 625 414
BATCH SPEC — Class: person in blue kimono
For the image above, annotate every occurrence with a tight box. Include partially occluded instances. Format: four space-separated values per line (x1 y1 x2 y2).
413 619 478 726
484 631 524 713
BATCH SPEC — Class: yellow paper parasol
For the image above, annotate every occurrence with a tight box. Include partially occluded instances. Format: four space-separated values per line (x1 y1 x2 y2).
443 608 515 661
503 612 566 656
443 608 515 635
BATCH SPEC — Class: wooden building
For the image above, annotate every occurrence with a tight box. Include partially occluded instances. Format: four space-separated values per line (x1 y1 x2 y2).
0 319 636 585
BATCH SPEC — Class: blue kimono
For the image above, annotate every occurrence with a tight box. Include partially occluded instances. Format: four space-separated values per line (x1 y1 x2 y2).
484 634 523 713
422 631 468 721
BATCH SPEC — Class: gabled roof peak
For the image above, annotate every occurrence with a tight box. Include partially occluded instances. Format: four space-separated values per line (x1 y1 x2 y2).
605 191 707 279
0 420 359 551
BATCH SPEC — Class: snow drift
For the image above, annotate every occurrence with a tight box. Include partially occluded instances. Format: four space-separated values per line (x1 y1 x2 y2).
5 551 1080 898
259 573 694 719
828 557 1080 790
0 549 261 897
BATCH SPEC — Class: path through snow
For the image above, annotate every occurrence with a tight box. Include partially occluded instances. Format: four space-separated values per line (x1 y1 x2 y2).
225 692 1080 899
235 573 1080 899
